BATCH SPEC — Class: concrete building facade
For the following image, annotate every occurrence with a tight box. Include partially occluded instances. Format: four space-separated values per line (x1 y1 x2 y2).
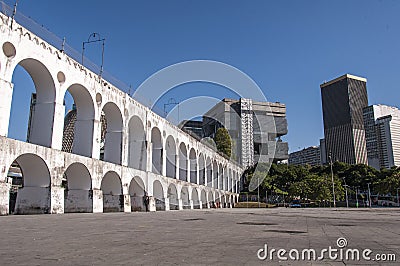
203 98 288 167
0 11 241 215
363 104 400 169
289 146 321 166
320 74 368 165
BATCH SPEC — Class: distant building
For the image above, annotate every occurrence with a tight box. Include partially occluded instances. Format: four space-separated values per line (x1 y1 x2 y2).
178 120 204 140
289 146 321 166
320 138 327 165
203 98 288 167
363 104 400 169
320 74 368 165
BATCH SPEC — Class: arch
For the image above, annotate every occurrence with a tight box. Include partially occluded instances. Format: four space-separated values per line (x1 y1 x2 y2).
206 157 212 187
218 164 223 190
101 102 123 164
129 176 146 212
198 154 205 186
165 135 176 178
181 186 190 209
153 180 165 211
192 188 200 209
62 83 95 157
208 191 214 208
179 143 187 181
8 153 51 214
8 58 56 148
128 116 146 171
189 148 197 184
151 127 163 174
101 171 122 212
63 162 92 213
201 189 207 209
212 161 218 188
167 183 179 210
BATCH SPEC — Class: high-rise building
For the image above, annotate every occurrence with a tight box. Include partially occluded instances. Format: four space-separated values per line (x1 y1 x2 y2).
320 74 368 165
289 146 321 166
203 98 288 167
363 104 400 169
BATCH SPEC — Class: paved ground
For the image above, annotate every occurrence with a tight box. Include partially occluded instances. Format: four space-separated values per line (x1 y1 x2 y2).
0 208 399 265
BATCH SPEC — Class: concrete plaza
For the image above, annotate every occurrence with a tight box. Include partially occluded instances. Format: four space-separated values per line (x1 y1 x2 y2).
0 208 399 265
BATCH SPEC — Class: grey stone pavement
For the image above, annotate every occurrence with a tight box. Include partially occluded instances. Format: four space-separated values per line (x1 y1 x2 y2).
0 208 399 266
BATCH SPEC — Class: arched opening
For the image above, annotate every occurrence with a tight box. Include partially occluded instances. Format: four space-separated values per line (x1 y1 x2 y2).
215 191 221 208
153 180 165 211
208 191 214 208
181 186 190 209
179 143 187 181
8 153 51 214
63 162 92 213
129 176 146 212
206 157 212 187
219 164 223 190
62 84 95 157
212 161 218 188
201 190 207 208
165 135 176 178
101 171 122 212
222 194 227 208
167 183 178 210
198 154 205 185
8 59 56 148
128 116 146 171
189 148 197 184
100 102 123 164
192 188 200 209
151 127 162 174
228 169 233 192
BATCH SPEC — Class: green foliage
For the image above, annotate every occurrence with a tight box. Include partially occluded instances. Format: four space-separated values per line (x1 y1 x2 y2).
242 161 399 202
214 127 232 158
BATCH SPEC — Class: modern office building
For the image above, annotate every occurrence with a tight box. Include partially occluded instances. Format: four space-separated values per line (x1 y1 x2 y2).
203 98 288 167
178 120 204 140
363 104 400 169
289 146 321 166
320 74 368 165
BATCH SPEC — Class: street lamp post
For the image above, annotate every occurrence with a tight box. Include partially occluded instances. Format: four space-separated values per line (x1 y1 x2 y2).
355 186 359 208
329 153 336 208
343 177 349 208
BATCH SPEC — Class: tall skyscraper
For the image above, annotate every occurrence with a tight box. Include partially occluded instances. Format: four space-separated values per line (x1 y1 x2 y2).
363 104 400 169
320 74 368 165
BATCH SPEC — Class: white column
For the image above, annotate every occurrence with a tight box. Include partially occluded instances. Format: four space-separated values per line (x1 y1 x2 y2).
164 198 170 211
196 157 200 185
0 79 13 137
146 142 153 172
175 154 179 180
50 101 65 150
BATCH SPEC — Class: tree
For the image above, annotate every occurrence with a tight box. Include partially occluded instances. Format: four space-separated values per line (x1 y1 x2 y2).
214 127 232 158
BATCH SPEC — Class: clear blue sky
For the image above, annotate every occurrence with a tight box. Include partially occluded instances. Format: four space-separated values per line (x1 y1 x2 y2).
4 0 400 152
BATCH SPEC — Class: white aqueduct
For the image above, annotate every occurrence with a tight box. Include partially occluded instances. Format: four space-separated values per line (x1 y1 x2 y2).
0 12 242 215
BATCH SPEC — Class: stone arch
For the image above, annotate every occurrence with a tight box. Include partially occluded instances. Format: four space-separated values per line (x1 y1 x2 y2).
153 180 165 211
127 116 146 171
189 148 197 184
151 127 163 174
198 153 205 186
206 157 212 187
62 83 95 157
167 183 178 210
165 135 176 178
208 190 214 208
8 58 56 148
179 143 187 181
101 171 122 212
192 188 200 209
8 153 51 214
101 102 123 165
63 162 92 213
129 176 146 212
212 161 218 188
181 186 190 209
201 189 207 209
